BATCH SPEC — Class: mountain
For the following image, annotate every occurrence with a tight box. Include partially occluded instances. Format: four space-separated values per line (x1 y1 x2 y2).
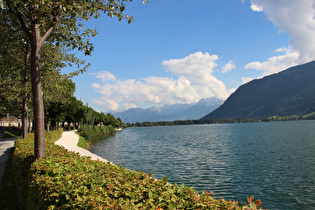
202 61 315 120
112 97 223 123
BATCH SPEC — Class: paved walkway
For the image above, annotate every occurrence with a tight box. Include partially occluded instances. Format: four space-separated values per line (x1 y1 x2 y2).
55 130 111 163
0 137 19 194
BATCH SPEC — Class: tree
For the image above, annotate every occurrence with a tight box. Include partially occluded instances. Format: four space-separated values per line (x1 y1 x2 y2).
114 117 123 128
1 0 143 159
0 10 87 137
0 8 31 138
62 97 86 129
40 43 88 132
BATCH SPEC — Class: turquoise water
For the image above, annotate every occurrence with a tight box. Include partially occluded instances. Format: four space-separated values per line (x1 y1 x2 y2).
90 120 315 209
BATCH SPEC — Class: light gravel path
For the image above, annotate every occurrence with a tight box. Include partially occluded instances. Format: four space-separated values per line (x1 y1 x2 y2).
55 130 112 163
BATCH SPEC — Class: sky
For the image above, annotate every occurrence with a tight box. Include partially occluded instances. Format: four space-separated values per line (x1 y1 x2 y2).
65 0 315 113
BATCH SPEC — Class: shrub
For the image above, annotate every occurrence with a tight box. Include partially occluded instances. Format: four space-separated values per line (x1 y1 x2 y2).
0 128 262 210
93 126 101 136
78 125 114 140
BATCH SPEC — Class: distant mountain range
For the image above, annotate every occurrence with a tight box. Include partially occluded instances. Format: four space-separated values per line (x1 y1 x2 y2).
202 61 315 120
112 97 223 123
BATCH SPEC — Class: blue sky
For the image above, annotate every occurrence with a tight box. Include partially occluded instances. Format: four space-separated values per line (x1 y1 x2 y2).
65 0 315 113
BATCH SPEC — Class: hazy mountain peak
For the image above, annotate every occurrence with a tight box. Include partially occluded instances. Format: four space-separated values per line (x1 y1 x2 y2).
112 97 223 123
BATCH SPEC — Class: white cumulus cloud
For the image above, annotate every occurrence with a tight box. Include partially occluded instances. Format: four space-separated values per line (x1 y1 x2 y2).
95 71 117 82
247 0 315 75
250 3 263 12
222 60 236 73
91 52 232 111
245 47 299 76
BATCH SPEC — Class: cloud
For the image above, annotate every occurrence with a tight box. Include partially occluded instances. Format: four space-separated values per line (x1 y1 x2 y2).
250 3 263 12
245 47 299 76
222 60 235 73
162 52 218 85
91 52 232 111
246 0 315 75
241 77 254 84
91 83 101 89
124 103 137 110
95 71 117 82
92 98 120 111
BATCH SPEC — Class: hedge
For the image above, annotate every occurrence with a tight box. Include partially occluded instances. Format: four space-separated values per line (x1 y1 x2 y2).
0 129 262 209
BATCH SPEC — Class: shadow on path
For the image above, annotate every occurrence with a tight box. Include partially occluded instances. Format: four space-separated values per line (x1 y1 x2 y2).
0 137 19 195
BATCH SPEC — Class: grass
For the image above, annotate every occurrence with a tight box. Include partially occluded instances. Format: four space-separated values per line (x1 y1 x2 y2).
0 127 21 138
76 132 89 150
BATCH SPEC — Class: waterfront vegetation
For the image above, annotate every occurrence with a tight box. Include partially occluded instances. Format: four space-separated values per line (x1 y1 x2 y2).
78 124 115 141
76 124 116 149
0 129 262 209
127 112 315 127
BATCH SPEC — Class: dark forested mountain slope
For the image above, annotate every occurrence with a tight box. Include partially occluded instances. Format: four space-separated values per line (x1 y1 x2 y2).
202 61 315 120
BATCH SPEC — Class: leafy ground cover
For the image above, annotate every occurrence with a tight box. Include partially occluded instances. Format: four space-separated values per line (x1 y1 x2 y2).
0 129 263 209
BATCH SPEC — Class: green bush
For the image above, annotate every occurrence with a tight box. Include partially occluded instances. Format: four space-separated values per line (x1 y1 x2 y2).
78 125 114 140
0 128 262 210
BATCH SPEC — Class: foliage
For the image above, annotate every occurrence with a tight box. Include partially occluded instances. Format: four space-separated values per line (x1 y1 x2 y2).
0 128 63 209
1 0 145 159
77 124 114 140
0 129 262 210
126 116 315 127
127 118 262 127
0 6 88 137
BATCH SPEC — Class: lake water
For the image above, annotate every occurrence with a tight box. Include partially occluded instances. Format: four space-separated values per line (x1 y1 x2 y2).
89 120 315 209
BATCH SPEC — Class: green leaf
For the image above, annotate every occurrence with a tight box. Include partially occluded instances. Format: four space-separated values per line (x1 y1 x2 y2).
148 191 153 199
162 176 168 184
77 195 83 202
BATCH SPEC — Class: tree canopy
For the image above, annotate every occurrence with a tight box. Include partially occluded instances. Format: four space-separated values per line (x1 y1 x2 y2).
1 0 145 158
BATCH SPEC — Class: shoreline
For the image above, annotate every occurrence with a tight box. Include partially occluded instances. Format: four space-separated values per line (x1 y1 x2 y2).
55 130 112 164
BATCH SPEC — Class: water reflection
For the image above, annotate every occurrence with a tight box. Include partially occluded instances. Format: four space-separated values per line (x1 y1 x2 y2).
90 121 315 210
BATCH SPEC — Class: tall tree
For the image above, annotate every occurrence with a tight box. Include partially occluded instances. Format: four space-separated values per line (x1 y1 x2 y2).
0 10 87 137
1 0 141 159
0 8 31 138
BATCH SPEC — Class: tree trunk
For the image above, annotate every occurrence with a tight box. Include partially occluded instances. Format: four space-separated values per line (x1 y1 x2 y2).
30 24 45 159
22 94 28 138
28 117 32 133
46 110 50 132
22 42 30 139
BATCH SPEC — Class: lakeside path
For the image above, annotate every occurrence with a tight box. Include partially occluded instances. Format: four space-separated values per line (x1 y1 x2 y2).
55 130 111 163
0 137 20 194
0 137 19 194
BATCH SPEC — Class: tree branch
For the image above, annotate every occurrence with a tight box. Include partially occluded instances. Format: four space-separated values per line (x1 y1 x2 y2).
41 13 59 44
7 3 31 38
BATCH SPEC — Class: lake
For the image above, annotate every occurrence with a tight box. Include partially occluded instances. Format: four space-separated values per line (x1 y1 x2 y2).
89 120 315 209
